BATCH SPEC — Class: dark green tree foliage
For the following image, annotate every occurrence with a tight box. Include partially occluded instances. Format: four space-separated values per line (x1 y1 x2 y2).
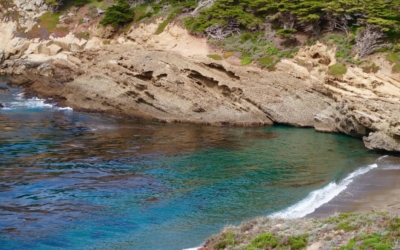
73 0 89 7
186 0 400 35
100 0 134 27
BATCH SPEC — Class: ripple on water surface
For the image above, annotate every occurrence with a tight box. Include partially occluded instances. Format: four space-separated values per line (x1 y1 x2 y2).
0 81 382 250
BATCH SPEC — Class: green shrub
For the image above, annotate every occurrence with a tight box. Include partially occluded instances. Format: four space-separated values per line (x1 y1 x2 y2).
155 19 169 35
74 0 89 6
36 11 60 32
340 238 356 250
392 63 400 73
134 3 161 22
328 63 347 77
362 63 380 73
358 233 391 250
75 31 90 40
241 58 252 65
321 34 353 61
155 6 182 35
276 28 297 38
215 231 236 250
387 52 400 64
207 54 223 60
265 42 279 56
288 235 308 250
247 233 278 250
335 222 358 232
241 33 253 43
100 0 134 27
223 51 235 58
258 55 274 68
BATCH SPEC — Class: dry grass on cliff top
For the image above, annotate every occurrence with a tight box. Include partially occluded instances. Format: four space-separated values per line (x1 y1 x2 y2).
203 212 400 250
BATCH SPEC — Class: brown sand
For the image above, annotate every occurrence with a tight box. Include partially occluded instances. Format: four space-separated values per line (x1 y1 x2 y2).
309 156 400 218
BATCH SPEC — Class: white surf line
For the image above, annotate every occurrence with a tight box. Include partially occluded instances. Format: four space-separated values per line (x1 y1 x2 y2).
184 158 386 249
183 246 204 250
9 93 73 110
269 163 378 219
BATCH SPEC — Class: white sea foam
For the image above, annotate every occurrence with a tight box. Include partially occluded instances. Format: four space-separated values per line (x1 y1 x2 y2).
375 155 400 170
269 163 378 219
183 246 202 250
6 93 73 111
57 107 73 111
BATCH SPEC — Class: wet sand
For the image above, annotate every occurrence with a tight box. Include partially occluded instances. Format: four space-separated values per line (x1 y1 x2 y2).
309 156 400 218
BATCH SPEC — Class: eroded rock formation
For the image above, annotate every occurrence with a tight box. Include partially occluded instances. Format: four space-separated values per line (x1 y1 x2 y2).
2 1 400 151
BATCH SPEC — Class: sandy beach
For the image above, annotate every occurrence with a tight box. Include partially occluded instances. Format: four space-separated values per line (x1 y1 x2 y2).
309 155 400 218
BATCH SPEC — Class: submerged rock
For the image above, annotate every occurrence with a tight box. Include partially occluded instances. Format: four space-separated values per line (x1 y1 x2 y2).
0 86 10 92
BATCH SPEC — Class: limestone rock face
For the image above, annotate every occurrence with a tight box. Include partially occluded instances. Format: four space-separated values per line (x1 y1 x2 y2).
13 0 48 11
2 14 400 151
293 42 400 151
52 34 87 52
5 47 333 127
364 132 400 152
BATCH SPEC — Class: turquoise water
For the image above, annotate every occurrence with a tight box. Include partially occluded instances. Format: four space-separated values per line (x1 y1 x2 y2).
0 82 381 249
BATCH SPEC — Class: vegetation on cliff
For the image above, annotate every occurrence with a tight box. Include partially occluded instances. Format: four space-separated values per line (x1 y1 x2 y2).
56 0 396 69
204 212 400 249
100 0 134 27
184 0 400 34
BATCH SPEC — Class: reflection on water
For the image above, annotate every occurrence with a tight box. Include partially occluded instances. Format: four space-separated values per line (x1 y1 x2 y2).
0 82 381 250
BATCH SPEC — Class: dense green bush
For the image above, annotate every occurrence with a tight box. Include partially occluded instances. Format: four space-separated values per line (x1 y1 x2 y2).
73 0 89 7
100 0 134 27
328 63 347 77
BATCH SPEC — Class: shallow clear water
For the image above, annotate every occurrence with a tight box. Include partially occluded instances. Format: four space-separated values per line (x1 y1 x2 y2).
0 81 381 249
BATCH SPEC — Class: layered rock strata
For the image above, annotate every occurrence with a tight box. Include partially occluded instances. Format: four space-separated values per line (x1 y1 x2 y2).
2 1 400 151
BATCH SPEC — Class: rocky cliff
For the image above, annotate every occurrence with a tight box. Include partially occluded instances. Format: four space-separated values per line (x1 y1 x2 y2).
2 1 400 152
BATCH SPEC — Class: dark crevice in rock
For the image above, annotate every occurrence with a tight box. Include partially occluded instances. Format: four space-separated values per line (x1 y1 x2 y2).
134 71 153 82
124 90 139 98
157 73 167 79
243 97 275 122
136 97 166 113
220 85 231 96
312 52 321 59
145 91 155 99
187 69 219 88
203 63 241 80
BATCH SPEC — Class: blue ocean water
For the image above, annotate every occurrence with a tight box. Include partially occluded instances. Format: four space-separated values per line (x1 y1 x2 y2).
0 81 381 249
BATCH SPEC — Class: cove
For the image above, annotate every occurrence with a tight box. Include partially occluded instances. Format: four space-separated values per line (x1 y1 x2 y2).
0 81 382 250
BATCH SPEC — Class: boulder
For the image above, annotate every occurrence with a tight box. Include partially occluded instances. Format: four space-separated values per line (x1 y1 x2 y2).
93 25 115 39
52 33 87 52
363 131 400 152
48 44 62 56
7 38 30 60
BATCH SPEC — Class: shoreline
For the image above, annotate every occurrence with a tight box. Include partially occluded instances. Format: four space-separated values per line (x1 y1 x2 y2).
309 155 400 218
199 156 400 249
5 78 400 220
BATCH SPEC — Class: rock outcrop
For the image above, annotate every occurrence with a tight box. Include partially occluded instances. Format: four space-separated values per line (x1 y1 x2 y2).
2 0 400 151
11 48 323 126
293 42 400 151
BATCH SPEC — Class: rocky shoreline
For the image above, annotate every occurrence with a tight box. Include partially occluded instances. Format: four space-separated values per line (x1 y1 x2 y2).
2 1 400 152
